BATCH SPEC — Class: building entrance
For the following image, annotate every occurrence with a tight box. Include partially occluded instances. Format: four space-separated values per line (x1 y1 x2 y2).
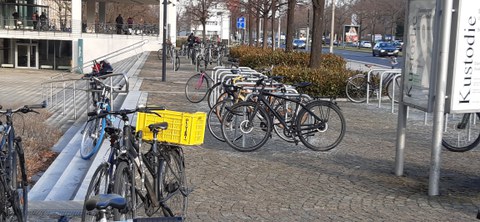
16 43 38 68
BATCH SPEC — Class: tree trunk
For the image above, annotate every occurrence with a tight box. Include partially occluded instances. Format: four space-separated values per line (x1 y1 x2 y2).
202 22 206 42
285 0 296 52
248 0 254 45
309 0 325 69
262 14 268 49
271 0 276 51
256 6 261 47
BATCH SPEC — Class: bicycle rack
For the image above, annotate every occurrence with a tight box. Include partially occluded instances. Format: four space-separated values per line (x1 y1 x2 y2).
377 69 402 108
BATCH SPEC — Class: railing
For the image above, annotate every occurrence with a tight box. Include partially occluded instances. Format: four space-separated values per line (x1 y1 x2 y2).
40 40 147 120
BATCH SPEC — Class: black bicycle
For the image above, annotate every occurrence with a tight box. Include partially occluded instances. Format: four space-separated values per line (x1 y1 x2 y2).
82 107 188 221
0 101 46 222
221 79 346 152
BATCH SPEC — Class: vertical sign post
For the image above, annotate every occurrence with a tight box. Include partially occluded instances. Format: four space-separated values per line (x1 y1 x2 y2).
77 39 83 74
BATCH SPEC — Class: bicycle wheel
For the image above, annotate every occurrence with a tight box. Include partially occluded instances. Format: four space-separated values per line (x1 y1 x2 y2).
206 82 223 109
345 74 368 103
113 161 135 220
82 163 110 222
296 100 346 151
2 143 27 222
386 75 402 103
442 113 480 152
174 55 180 71
80 117 106 160
221 101 271 152
208 99 235 142
185 73 210 103
160 146 188 217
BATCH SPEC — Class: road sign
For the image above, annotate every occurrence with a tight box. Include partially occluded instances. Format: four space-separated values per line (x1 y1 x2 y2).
237 17 245 29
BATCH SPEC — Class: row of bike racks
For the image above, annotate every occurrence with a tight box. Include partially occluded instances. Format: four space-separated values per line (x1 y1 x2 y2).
41 73 129 120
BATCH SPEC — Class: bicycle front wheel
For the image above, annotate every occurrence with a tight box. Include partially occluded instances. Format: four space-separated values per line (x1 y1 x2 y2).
113 161 136 220
160 146 188 218
80 117 106 160
386 75 402 103
174 55 180 71
442 113 480 152
221 101 272 152
345 74 368 103
82 163 110 222
296 100 346 151
185 73 210 103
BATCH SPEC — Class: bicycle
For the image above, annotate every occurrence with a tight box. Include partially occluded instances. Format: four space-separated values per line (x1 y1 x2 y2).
184 69 215 104
221 78 346 152
0 101 46 222
442 112 480 152
82 107 188 221
345 64 402 103
79 73 116 160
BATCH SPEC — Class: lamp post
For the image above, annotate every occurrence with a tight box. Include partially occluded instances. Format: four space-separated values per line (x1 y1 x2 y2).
161 0 168 82
329 0 335 53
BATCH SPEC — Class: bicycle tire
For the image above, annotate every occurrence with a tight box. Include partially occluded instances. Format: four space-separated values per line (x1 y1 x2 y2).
82 163 110 222
206 82 223 109
113 161 136 220
221 101 272 152
5 143 26 222
442 113 480 152
296 100 346 151
159 146 188 218
345 74 368 103
174 55 180 71
14 142 27 221
386 75 402 103
80 117 106 160
207 99 235 142
185 74 210 103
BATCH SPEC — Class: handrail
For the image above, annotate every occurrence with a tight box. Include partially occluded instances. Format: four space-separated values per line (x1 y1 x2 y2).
51 39 148 78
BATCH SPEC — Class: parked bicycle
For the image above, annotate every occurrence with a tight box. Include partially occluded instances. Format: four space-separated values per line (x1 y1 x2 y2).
0 101 47 222
345 64 402 103
221 78 346 152
82 106 188 221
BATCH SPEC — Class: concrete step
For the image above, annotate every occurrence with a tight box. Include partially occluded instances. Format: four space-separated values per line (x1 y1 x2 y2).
29 52 150 202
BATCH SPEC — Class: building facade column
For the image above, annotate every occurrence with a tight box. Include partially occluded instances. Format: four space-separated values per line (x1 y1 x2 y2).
98 2 106 25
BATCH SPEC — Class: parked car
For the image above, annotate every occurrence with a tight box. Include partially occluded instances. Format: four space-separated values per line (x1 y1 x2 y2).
392 41 403 51
359 41 372 48
293 39 306 49
372 42 400 57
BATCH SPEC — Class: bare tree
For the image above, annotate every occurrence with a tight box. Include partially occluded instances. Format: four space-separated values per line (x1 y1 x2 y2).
185 0 218 41
309 0 325 68
285 0 296 52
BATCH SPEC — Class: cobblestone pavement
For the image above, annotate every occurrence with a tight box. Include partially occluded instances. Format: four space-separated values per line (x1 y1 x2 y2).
139 52 480 221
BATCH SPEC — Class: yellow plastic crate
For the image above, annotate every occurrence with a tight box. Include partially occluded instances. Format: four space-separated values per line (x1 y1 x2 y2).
136 110 206 145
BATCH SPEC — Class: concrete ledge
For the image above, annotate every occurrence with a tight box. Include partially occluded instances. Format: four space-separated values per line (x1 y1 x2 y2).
40 65 54 69
57 65 71 70
1 64 14 68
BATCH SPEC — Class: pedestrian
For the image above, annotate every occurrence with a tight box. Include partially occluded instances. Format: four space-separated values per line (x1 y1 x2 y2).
39 11 47 30
32 11 39 30
127 17 133 34
390 56 398 69
115 14 123 34
12 10 19 29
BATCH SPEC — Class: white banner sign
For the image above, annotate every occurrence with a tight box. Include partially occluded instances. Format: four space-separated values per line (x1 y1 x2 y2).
448 0 480 113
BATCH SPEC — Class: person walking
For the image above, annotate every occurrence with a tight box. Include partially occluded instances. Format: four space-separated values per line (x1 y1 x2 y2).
32 11 39 30
12 11 19 29
115 14 123 34
127 17 133 34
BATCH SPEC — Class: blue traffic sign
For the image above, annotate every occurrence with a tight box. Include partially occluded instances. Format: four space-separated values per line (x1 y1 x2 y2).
237 17 245 29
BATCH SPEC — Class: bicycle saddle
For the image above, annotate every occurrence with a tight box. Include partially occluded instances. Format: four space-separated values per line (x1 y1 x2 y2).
148 122 168 132
85 194 126 211
294 82 312 88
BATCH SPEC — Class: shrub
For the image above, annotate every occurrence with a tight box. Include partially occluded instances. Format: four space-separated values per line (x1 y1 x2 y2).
229 46 357 97
5 107 62 185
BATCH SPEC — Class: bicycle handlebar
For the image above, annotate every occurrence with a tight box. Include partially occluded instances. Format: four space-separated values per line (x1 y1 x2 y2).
0 101 47 115
88 106 166 119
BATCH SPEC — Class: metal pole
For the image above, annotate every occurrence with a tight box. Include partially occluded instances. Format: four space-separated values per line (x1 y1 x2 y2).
329 0 335 53
306 8 310 51
161 0 168 82
277 15 281 48
429 0 453 196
